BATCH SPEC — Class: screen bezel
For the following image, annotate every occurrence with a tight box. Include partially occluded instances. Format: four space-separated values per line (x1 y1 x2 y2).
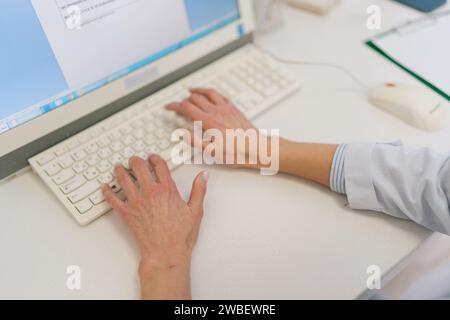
0 0 255 180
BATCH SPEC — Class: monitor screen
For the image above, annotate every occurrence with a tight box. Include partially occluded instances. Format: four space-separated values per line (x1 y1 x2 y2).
0 0 240 135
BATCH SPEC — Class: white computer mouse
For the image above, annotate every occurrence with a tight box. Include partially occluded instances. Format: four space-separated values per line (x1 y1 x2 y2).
369 83 448 132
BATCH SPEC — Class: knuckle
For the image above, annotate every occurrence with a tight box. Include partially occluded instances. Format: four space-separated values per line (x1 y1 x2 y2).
104 193 112 202
117 173 129 184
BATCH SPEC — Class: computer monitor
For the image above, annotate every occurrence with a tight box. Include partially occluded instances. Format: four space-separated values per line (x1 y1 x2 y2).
0 0 255 180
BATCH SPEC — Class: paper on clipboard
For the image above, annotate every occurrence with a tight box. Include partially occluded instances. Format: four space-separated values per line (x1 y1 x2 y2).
367 11 450 100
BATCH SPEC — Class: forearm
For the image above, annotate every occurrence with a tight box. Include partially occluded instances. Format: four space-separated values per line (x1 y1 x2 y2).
278 138 338 187
139 260 192 300
342 142 450 234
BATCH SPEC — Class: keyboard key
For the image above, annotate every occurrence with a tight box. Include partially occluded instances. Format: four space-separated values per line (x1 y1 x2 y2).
98 148 113 159
67 139 79 150
158 139 171 150
112 116 124 126
133 140 146 152
94 201 111 213
86 127 103 138
155 128 167 138
101 120 114 131
90 190 105 205
37 153 55 166
54 145 69 157
255 72 264 81
133 129 145 139
144 135 157 145
178 90 190 100
73 161 88 174
52 169 75 185
136 151 148 160
109 154 124 166
71 150 87 162
85 143 99 154
68 181 100 203
98 173 113 184
60 176 86 194
111 141 124 152
140 114 152 121
254 83 264 92
108 131 122 141
121 147 135 158
144 123 157 133
58 155 74 169
77 134 90 144
262 86 279 97
44 163 61 177
131 119 144 129
83 168 99 181
153 118 165 127
97 160 112 173
97 137 110 148
160 148 173 161
146 146 160 155
122 135 135 146
174 116 190 128
75 199 93 214
120 126 133 135
123 109 136 120
86 154 101 166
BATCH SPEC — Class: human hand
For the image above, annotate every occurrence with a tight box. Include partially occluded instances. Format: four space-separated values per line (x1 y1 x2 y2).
166 88 265 169
102 155 208 299
167 88 255 131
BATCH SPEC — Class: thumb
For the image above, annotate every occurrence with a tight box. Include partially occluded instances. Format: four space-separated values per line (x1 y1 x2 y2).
188 171 209 216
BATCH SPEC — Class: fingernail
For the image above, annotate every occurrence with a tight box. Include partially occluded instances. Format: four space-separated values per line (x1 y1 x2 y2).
201 171 209 183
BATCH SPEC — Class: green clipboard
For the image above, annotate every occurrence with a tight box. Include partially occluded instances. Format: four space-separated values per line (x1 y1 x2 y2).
366 11 450 101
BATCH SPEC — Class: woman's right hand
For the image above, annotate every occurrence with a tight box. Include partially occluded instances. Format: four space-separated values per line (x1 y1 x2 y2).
166 88 269 169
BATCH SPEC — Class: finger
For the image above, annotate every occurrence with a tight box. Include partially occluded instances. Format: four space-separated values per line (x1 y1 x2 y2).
186 128 212 150
189 93 214 112
188 171 209 218
115 165 139 202
102 184 129 218
129 156 155 193
165 101 210 122
148 154 173 186
190 88 228 104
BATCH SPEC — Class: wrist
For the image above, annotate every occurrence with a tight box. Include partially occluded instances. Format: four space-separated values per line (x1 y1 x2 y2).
278 137 295 174
139 262 192 300
248 133 291 172
139 253 191 276
138 257 192 300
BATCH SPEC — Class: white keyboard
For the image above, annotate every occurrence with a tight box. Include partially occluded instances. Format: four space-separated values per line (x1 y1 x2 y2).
29 45 301 225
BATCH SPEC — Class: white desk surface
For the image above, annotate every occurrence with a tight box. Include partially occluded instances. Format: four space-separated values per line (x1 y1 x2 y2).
1 0 449 299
